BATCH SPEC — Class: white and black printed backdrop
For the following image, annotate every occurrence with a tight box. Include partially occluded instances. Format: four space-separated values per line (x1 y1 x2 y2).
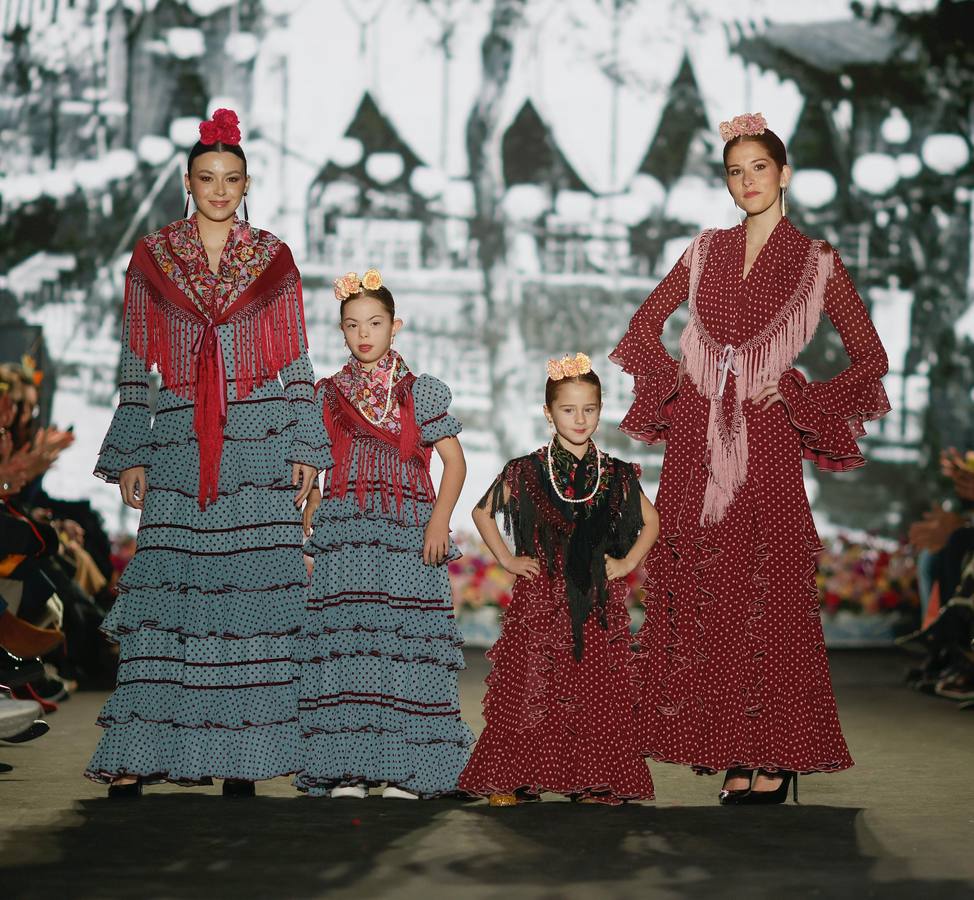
1 0 972 537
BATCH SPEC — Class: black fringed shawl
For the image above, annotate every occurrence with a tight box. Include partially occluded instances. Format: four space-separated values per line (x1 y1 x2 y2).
478 447 644 661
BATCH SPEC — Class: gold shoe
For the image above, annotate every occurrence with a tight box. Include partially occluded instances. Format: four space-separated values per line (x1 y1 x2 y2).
488 793 518 807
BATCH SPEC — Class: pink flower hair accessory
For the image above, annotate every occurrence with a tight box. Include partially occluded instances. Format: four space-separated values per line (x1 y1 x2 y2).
199 108 242 145
546 352 592 381
719 112 768 143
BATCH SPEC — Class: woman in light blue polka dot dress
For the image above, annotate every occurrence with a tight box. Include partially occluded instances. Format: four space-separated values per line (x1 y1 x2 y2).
296 268 473 799
85 111 330 797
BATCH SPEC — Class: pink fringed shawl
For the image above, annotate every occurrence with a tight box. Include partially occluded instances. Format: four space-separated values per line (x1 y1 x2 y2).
679 229 833 525
123 230 306 509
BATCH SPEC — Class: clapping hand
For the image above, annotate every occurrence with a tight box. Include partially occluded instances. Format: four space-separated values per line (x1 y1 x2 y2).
941 447 974 502
908 505 963 552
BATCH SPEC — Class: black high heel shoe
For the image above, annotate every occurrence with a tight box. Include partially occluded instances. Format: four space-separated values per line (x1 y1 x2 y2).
108 778 143 799
222 778 255 798
735 770 798 805
718 768 753 805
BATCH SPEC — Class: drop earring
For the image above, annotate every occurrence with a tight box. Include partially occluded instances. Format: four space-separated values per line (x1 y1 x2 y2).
781 186 788 217
184 191 191 218
243 193 249 221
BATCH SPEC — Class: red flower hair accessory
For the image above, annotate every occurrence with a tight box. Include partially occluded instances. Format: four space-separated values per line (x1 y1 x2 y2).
199 108 241 146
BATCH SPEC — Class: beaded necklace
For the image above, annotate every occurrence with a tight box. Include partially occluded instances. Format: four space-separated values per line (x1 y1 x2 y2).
546 438 603 503
357 357 398 426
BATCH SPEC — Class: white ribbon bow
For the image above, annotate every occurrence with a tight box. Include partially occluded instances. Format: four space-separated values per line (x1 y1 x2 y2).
717 343 740 396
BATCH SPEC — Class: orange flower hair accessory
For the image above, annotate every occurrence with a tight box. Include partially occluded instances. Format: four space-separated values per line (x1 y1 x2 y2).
333 267 383 300
719 112 768 142
361 267 383 291
546 352 592 381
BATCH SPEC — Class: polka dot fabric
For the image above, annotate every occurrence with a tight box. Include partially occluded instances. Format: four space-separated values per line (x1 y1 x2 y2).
611 218 890 775
86 242 331 785
458 455 655 803
294 371 473 798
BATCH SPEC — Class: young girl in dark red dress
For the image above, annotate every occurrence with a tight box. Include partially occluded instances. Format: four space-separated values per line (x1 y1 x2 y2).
458 355 659 805
612 114 890 804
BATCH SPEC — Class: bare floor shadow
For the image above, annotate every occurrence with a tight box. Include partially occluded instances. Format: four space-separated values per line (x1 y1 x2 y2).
2 797 972 899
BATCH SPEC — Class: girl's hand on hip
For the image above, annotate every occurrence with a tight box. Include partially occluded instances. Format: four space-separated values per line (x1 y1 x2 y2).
292 463 318 507
503 555 540 580
752 383 784 410
604 555 633 581
119 466 147 510
302 486 321 536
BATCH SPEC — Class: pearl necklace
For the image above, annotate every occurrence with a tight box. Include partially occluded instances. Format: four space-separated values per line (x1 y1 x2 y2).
357 357 398 426
547 438 603 503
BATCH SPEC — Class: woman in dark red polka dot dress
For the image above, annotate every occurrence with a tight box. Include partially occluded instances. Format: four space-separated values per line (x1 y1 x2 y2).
611 115 890 804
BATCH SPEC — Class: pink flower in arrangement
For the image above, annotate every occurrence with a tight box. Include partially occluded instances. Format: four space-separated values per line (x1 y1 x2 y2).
718 112 768 142
333 272 362 301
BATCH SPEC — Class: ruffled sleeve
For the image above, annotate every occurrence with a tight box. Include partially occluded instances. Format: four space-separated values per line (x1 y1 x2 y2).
610 244 690 444
280 277 333 473
777 248 891 471
412 374 462 444
94 273 157 484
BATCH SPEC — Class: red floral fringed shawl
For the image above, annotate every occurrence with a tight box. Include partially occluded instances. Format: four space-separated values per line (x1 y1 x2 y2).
123 216 306 509
318 351 430 522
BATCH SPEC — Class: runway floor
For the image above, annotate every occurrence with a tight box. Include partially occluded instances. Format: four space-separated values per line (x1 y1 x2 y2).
1 649 972 899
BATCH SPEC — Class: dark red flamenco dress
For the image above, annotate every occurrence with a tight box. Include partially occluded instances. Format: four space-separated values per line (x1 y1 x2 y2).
611 217 890 775
458 443 655 802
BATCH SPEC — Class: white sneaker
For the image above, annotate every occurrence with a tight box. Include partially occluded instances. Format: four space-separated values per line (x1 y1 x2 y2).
0 693 42 740
382 785 419 800
330 784 367 799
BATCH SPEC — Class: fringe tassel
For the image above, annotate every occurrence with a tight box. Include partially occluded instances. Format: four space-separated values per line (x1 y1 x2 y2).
124 269 305 509
323 388 433 524
679 233 833 526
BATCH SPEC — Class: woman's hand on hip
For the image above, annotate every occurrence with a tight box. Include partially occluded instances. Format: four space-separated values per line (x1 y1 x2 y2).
752 382 784 411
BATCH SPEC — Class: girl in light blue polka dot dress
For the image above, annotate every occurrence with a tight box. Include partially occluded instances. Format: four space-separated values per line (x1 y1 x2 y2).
296 268 473 799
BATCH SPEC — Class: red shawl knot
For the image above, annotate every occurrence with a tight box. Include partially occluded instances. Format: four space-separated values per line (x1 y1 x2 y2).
191 320 227 509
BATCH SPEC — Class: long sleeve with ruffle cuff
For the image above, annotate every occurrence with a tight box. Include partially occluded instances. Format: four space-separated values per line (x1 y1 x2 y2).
613 354 681 446
610 244 690 445
413 374 462 444
94 326 156 484
778 368 891 471
281 353 332 473
281 280 332 472
777 247 891 472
